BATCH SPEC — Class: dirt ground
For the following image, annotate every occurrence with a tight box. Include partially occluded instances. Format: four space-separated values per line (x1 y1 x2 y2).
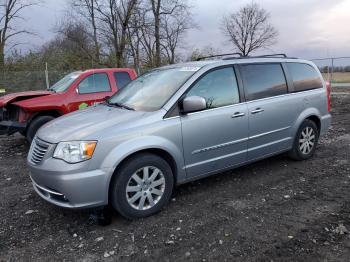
1 92 350 262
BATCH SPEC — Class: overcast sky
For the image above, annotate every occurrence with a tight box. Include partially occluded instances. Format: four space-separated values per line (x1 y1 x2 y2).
10 0 350 61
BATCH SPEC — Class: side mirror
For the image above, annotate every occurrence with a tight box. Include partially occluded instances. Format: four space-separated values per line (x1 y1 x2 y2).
181 96 206 114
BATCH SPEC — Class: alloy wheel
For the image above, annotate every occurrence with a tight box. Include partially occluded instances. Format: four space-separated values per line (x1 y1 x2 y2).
126 166 165 210
299 126 316 155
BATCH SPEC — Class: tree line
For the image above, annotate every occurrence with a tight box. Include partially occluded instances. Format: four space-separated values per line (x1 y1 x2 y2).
1 0 278 75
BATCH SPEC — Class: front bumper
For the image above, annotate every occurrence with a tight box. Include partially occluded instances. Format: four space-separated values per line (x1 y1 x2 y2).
0 120 26 135
28 158 112 209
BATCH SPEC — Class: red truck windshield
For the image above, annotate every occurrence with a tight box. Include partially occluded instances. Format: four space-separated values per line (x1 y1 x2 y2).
49 71 82 93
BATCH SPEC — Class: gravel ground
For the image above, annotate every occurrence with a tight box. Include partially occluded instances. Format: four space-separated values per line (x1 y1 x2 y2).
0 92 350 261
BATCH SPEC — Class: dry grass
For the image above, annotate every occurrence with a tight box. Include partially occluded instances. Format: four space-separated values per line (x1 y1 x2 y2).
322 72 350 83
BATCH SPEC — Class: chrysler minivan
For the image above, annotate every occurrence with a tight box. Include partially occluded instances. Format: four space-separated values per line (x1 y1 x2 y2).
27 55 331 219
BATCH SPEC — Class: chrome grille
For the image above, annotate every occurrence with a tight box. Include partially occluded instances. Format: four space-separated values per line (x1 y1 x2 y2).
30 138 50 165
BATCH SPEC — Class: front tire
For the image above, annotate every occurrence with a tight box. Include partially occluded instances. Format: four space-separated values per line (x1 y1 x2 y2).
26 116 55 143
289 119 319 161
110 153 174 219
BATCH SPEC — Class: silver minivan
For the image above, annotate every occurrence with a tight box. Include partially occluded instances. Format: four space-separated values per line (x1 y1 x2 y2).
27 55 332 219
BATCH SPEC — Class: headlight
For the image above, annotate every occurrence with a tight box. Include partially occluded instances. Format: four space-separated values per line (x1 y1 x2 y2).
53 141 97 163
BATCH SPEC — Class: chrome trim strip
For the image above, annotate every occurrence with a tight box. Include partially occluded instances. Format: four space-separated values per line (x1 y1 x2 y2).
248 137 292 152
249 126 290 140
186 149 247 169
191 126 290 155
192 137 248 155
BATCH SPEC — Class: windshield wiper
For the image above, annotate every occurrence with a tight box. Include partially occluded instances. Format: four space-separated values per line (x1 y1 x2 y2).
108 102 135 111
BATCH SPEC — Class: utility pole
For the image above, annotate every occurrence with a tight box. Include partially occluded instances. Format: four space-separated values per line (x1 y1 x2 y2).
330 58 334 84
45 62 50 90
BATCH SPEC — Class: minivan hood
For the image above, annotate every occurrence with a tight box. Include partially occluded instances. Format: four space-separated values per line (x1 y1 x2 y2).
0 90 53 107
37 104 147 143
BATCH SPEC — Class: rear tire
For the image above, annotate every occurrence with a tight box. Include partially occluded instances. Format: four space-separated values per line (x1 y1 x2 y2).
289 119 319 161
26 116 55 143
110 153 174 220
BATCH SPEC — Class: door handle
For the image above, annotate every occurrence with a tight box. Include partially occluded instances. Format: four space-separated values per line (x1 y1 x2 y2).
251 108 264 114
231 112 245 118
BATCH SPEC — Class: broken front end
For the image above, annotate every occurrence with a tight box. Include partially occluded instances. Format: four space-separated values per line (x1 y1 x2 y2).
0 105 27 135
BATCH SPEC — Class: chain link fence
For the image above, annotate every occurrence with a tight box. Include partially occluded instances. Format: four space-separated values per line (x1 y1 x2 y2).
0 71 69 94
312 56 350 87
1 57 350 95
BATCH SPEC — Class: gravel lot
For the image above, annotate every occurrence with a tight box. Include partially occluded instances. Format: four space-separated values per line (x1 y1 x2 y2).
1 92 350 261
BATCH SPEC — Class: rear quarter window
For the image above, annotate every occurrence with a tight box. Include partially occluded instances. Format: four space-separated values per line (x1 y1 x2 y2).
114 72 132 90
287 63 323 92
239 63 287 101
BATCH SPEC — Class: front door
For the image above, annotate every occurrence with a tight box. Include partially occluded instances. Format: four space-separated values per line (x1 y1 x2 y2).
181 67 249 178
67 73 114 112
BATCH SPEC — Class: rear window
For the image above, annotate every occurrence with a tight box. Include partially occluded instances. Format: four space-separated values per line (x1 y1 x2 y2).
114 72 132 90
240 64 287 101
287 63 323 92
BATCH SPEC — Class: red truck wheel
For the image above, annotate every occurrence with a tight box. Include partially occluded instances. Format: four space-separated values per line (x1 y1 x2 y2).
26 116 55 143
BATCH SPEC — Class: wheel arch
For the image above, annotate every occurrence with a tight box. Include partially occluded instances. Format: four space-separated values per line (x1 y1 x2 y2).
102 137 186 204
305 115 321 134
107 148 179 203
29 109 63 122
293 108 322 136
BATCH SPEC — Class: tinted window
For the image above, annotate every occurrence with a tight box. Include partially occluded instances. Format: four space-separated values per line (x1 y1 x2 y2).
114 72 132 90
287 63 323 92
186 67 239 109
78 73 111 94
240 64 287 101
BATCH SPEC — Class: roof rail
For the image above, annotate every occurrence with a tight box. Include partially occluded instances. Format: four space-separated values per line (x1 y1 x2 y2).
254 53 288 58
223 53 297 60
196 53 242 61
196 53 297 61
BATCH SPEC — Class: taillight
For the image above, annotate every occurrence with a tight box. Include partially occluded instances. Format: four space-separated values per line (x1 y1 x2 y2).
326 81 331 112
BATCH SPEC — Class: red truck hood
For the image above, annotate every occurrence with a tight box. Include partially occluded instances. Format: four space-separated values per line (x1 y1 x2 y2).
0 90 54 107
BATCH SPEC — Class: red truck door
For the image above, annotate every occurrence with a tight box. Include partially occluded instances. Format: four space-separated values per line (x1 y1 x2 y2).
66 72 115 112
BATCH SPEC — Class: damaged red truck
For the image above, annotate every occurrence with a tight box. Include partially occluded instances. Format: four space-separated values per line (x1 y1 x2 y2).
0 68 137 142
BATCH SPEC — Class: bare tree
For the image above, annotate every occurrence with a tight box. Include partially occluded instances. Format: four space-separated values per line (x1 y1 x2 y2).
71 0 101 63
161 4 192 64
95 0 138 67
56 20 104 68
0 0 37 68
148 0 189 66
221 2 278 56
126 5 145 73
58 0 193 70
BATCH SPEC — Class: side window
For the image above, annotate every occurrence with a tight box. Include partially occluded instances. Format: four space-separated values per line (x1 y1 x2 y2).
240 64 287 101
287 63 323 92
114 72 132 90
78 73 111 94
186 67 240 109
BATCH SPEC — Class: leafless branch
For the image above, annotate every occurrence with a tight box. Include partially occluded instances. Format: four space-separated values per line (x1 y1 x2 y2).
221 2 278 56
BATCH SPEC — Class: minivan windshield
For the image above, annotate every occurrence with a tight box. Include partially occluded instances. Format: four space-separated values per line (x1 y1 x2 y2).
107 67 199 111
49 71 82 93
